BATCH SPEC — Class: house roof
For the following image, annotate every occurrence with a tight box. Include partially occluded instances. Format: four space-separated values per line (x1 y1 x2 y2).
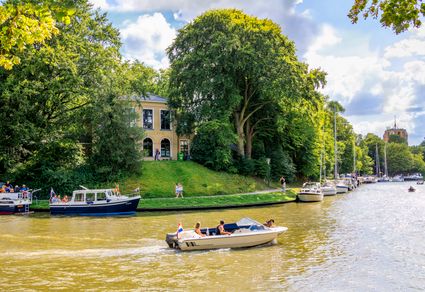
125 93 168 103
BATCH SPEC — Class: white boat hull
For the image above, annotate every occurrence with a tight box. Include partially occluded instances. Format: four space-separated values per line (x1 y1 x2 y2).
171 227 287 251
297 192 324 202
336 186 349 193
321 187 337 196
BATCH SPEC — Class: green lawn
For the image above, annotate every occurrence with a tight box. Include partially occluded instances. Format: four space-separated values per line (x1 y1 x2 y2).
31 190 297 211
118 161 271 198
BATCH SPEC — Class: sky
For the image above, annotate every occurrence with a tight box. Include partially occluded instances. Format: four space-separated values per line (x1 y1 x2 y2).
90 0 425 145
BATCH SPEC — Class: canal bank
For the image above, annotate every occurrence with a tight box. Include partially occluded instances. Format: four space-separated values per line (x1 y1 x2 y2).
30 190 297 212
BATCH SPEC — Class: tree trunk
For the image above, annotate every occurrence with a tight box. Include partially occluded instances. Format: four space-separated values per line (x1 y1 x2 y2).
245 120 253 159
234 112 245 157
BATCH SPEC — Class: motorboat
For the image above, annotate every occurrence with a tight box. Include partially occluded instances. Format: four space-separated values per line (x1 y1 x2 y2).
377 176 390 182
0 191 33 215
408 186 416 192
50 188 140 216
297 182 324 202
417 180 424 185
363 176 378 184
391 175 404 182
321 181 337 196
335 180 349 194
342 178 355 191
404 173 424 181
165 218 288 251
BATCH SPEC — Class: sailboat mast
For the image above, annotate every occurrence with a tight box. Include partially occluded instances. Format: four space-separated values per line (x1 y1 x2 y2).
375 144 381 177
384 142 388 177
334 106 338 179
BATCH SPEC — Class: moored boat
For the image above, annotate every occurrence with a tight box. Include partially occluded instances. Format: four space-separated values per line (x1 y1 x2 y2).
50 188 140 216
404 173 424 181
335 179 349 193
0 191 34 215
321 181 337 196
298 182 324 202
165 218 287 251
391 175 404 182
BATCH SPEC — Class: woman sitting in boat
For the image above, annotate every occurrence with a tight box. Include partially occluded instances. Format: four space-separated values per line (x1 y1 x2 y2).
62 195 69 203
194 222 206 237
216 220 232 235
264 219 275 227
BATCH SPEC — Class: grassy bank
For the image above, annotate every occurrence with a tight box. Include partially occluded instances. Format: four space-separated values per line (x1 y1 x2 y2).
118 161 271 198
31 190 297 211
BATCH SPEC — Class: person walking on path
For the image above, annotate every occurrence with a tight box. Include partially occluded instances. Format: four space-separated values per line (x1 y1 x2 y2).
279 176 286 192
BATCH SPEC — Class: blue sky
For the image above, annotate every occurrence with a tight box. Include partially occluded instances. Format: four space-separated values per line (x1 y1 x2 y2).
90 0 425 145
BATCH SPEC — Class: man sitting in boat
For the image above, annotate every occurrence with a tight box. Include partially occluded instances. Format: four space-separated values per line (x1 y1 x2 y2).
216 220 232 235
194 222 206 237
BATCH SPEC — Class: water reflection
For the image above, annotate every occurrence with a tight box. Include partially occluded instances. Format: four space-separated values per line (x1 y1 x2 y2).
1 183 425 290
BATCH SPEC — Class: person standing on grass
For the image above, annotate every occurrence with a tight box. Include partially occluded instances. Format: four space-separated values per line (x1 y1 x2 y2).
175 183 183 198
279 176 286 192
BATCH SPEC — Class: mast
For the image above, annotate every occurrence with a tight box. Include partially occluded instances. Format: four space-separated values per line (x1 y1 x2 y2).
353 138 356 174
375 144 381 177
334 106 338 179
384 142 388 177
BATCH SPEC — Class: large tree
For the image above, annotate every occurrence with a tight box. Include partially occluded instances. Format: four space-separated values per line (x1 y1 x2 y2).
349 0 425 33
167 9 325 159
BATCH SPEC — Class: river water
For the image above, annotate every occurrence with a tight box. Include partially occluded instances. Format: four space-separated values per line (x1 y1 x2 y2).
1 182 425 291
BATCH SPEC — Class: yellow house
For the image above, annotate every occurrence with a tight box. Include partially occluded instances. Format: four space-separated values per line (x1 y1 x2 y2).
127 94 191 160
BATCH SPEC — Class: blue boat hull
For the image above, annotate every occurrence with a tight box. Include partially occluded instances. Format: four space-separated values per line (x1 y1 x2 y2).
0 203 29 215
50 197 140 216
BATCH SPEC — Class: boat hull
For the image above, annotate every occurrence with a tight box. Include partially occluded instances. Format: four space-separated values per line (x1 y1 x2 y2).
321 187 337 196
169 228 287 251
50 197 140 216
336 186 349 193
0 202 30 215
297 192 324 202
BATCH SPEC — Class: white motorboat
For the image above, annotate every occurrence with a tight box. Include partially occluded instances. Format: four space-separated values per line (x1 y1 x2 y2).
321 181 337 196
165 218 287 251
298 182 324 202
0 191 33 215
50 188 140 216
405 173 424 181
335 179 349 193
363 176 378 184
342 178 355 191
391 175 404 182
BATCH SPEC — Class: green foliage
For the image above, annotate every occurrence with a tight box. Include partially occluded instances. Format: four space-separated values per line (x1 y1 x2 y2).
386 142 414 174
167 9 325 159
190 120 236 171
348 0 425 33
270 147 296 182
388 134 407 144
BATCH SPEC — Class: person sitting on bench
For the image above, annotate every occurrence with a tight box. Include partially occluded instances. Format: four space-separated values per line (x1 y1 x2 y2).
216 220 231 235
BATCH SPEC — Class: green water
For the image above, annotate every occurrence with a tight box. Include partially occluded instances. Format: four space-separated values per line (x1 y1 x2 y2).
1 183 424 290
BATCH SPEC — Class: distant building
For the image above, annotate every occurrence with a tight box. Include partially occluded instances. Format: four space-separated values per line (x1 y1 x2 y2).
125 94 191 160
383 117 408 144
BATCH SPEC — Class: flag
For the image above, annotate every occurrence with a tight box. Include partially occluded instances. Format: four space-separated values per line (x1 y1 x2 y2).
176 223 183 238
49 188 56 201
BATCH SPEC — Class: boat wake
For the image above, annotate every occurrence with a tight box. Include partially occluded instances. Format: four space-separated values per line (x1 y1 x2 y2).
3 243 173 259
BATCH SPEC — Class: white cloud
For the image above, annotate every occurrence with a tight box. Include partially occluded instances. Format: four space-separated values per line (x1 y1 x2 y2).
120 13 176 69
384 39 425 59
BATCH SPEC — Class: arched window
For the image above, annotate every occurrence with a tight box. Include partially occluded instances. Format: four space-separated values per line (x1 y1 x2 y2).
161 139 171 158
143 138 153 157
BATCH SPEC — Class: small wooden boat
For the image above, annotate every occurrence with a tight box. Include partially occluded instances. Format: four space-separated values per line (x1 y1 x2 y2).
50 188 140 216
298 182 324 202
165 218 287 251
408 186 416 192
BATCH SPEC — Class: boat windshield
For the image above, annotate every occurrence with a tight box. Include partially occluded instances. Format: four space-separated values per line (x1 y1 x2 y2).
236 217 263 227
303 182 319 188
